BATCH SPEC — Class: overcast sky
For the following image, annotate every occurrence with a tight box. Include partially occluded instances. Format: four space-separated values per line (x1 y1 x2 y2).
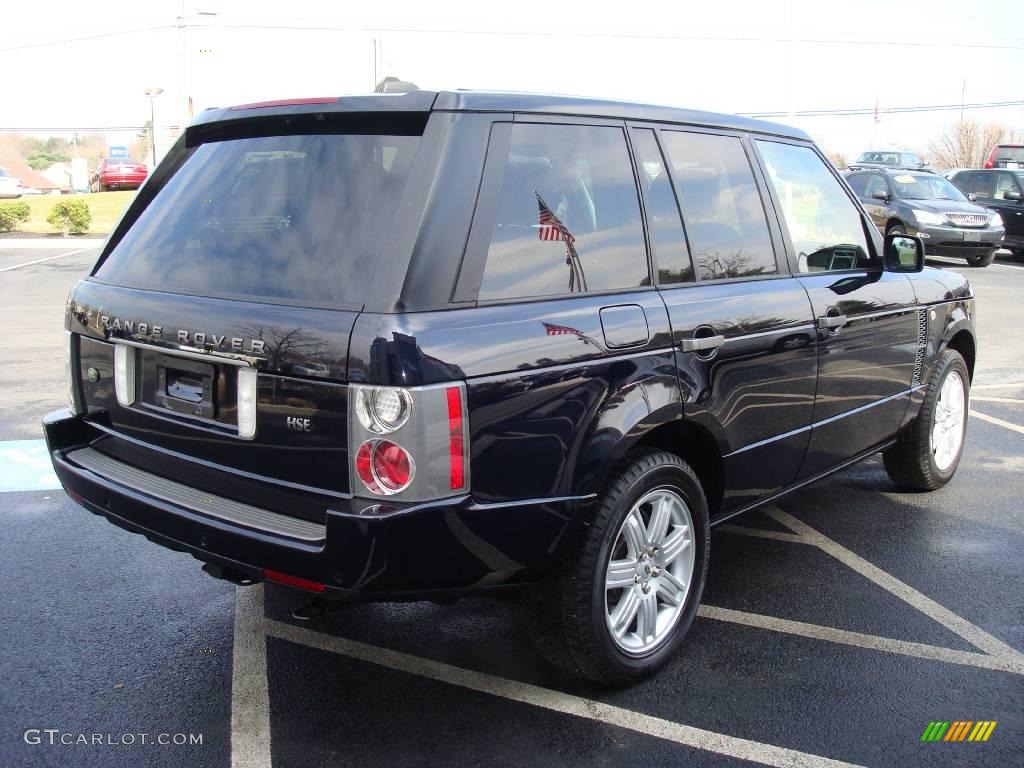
2 0 1021 159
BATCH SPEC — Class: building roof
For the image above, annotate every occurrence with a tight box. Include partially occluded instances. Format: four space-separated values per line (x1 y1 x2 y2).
0 148 59 190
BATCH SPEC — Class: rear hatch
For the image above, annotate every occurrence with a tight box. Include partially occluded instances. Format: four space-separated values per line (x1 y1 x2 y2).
69 104 431 504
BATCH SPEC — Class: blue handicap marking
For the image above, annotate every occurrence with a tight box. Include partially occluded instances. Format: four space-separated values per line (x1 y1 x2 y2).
0 439 61 492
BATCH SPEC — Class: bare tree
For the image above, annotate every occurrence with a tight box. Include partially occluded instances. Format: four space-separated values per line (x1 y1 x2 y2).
825 150 848 170
928 120 1010 170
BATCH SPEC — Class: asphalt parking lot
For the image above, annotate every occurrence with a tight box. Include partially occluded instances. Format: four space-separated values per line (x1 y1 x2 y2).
0 244 1021 768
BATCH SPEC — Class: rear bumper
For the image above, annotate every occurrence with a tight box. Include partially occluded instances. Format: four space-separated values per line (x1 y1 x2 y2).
98 175 146 187
44 409 588 599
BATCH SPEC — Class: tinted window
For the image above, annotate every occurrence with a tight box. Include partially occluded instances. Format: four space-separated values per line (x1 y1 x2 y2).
965 172 995 199
661 131 776 280
846 174 868 195
631 128 692 284
995 172 1023 200
95 133 420 305
478 123 648 300
757 141 872 273
865 174 889 199
0 167 9 178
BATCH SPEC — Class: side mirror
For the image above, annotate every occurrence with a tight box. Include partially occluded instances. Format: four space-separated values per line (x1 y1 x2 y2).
884 232 925 273
870 189 890 202
1005 190 1023 202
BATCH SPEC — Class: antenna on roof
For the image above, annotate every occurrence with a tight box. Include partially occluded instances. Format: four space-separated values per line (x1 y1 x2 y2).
374 77 419 94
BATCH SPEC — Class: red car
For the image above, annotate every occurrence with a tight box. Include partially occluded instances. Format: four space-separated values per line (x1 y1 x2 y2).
90 158 148 192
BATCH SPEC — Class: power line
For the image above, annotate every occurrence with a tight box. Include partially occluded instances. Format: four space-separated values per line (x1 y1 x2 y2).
0 24 173 52
5 17 1024 53
742 99 1024 118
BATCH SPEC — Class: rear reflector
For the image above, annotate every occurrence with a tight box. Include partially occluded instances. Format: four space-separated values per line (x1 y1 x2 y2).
236 367 258 440
261 568 325 592
229 97 339 111
113 344 136 407
446 386 465 490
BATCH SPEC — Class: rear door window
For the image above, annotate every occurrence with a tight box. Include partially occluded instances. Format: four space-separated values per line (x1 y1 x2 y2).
94 133 421 306
846 174 868 196
477 123 649 301
756 140 873 273
660 131 777 280
630 128 693 284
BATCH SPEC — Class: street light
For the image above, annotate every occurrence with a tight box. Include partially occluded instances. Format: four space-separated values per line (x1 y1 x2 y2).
144 87 164 167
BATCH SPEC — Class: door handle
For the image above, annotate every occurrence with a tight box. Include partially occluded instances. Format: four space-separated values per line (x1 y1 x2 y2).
679 335 725 353
817 314 848 330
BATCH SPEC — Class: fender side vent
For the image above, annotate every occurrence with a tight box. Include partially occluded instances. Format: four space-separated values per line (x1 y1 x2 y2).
912 308 927 385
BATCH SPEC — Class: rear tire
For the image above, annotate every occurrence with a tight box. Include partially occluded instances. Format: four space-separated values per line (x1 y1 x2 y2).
965 251 996 267
883 349 969 490
887 223 907 236
526 449 709 685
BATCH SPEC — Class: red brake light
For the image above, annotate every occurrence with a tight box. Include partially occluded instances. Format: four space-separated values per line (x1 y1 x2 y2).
984 146 997 169
261 569 325 592
373 441 412 491
446 386 465 490
229 97 338 111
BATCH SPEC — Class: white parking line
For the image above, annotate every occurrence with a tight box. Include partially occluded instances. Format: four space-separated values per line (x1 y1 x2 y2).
971 382 1024 391
0 247 91 272
972 396 1024 404
767 507 1023 661
231 585 272 768
714 524 809 545
263 616 865 768
698 606 1024 676
970 409 1024 435
991 261 1024 270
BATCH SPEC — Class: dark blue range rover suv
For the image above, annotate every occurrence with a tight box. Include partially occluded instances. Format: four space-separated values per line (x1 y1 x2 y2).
45 90 976 684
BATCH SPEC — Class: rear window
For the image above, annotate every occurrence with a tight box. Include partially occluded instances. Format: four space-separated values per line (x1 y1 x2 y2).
95 133 420 306
994 146 1024 163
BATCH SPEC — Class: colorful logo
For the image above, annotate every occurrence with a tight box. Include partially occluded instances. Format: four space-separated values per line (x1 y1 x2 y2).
921 721 997 742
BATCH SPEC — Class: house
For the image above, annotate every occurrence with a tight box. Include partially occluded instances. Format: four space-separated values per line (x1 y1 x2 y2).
0 148 61 195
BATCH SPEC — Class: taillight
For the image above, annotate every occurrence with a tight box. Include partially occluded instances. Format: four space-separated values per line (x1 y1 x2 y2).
65 332 82 415
355 439 415 495
113 344 136 407
446 386 465 490
350 383 469 501
984 146 997 169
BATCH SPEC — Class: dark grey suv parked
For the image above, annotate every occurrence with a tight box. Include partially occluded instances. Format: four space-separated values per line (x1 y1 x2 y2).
949 169 1024 256
846 169 1004 267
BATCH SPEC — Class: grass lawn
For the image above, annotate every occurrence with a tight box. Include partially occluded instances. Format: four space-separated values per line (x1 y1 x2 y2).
4 190 136 235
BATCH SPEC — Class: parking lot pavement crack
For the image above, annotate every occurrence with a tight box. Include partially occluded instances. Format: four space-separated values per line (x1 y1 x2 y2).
263 617 867 768
766 506 1024 661
231 584 272 768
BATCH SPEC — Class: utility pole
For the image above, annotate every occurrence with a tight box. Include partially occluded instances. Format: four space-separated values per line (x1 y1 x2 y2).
145 87 164 167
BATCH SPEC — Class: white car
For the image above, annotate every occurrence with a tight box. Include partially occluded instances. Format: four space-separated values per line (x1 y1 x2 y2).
0 166 23 198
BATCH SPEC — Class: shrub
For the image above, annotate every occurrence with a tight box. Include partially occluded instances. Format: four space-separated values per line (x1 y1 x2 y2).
0 201 31 233
46 199 92 235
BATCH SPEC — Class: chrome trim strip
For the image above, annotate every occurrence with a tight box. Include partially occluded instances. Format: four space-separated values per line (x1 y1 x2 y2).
109 337 258 367
469 347 674 381
722 324 815 344
843 307 917 323
468 493 597 511
67 446 327 542
724 385 925 457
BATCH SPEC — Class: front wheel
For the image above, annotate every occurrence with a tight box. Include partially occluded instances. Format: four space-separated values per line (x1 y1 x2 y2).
883 349 969 490
965 251 996 267
526 449 709 684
